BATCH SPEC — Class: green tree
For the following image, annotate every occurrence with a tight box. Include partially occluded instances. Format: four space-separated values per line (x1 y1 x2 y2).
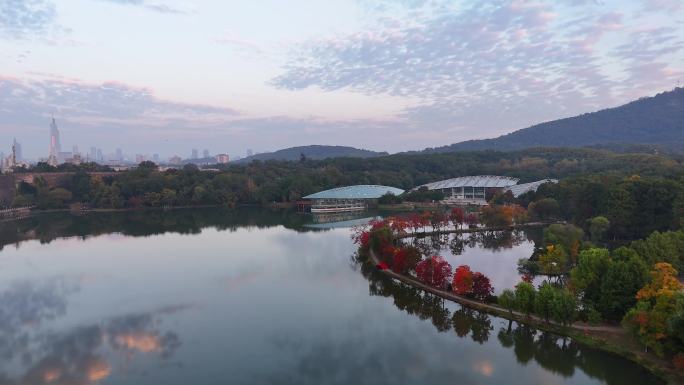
588 216 610 243
550 288 577 325
598 252 648 321
569 248 611 310
538 245 568 276
528 198 560 221
534 282 556 322
498 289 516 316
544 223 583 262
515 282 536 316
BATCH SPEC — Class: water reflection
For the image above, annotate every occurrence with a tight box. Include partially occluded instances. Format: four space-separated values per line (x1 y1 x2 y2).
358 259 664 385
0 207 357 252
0 209 666 385
409 228 542 257
0 302 187 385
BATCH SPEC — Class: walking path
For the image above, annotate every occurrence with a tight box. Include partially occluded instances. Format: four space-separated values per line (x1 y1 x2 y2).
368 248 623 334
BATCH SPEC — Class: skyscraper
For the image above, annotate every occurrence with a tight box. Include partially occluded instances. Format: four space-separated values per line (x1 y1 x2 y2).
191 149 198 159
49 117 61 164
246 148 253 157
12 138 22 161
203 149 209 158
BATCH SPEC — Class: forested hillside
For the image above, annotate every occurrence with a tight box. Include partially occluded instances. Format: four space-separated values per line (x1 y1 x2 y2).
422 88 684 153
235 145 387 163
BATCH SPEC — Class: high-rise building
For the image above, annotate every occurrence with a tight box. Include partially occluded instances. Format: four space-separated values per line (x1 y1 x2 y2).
169 155 182 164
96 149 103 162
246 148 253 157
116 148 123 162
203 149 209 158
153 154 160 162
90 147 97 161
72 145 79 156
12 138 22 161
191 149 198 159
49 117 61 165
215 154 230 164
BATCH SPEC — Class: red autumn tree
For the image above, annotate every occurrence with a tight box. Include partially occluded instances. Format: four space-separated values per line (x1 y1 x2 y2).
471 272 494 300
408 212 424 233
390 216 409 235
429 211 447 232
392 246 422 274
465 213 478 227
415 256 453 289
452 265 474 295
450 207 465 229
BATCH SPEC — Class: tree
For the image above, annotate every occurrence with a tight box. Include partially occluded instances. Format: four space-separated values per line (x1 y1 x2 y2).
550 288 577 325
515 282 536 316
391 246 421 274
471 272 494 301
535 282 556 322
598 252 648 321
465 213 478 227
544 223 584 262
622 263 683 356
569 248 611 309
415 256 453 290
452 265 473 295
538 245 568 276
450 207 465 229
499 289 516 316
528 198 560 221
161 188 177 206
588 216 610 243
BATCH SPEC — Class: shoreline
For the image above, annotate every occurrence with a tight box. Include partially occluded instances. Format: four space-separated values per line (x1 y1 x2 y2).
366 246 681 384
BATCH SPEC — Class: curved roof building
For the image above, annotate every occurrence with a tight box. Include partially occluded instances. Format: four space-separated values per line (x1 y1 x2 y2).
418 175 520 205
304 185 404 213
506 179 558 197
419 175 519 190
304 185 404 200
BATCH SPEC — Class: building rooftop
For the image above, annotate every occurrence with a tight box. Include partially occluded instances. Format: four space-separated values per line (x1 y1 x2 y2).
506 179 558 197
420 175 520 190
303 185 405 200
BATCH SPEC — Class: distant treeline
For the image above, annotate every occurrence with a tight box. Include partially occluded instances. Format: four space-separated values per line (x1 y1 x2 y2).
7 147 684 239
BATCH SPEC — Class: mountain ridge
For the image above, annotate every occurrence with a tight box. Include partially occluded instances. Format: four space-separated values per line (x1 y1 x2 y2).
235 145 388 163
419 87 684 154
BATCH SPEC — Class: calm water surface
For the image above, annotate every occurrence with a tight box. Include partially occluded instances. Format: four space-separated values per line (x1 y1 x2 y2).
0 208 663 385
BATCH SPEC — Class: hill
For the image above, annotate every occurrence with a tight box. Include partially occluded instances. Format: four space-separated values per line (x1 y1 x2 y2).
235 145 388 163
421 87 684 154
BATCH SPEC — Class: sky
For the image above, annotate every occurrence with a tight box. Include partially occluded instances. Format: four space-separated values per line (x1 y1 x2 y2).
0 0 683 160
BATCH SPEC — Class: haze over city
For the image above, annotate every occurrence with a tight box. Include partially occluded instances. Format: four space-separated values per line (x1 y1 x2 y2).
1 0 683 159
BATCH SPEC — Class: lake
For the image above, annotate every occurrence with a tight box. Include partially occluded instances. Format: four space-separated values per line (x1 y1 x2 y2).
0 208 663 385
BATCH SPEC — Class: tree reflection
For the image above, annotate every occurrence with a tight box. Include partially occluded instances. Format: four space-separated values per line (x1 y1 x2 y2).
0 207 335 252
410 230 534 257
358 257 664 385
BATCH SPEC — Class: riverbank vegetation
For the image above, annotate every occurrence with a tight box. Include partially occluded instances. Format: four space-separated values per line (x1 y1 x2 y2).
353 209 684 376
6 147 684 214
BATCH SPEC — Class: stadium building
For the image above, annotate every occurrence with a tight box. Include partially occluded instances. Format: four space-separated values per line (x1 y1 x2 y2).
418 175 556 205
303 185 404 213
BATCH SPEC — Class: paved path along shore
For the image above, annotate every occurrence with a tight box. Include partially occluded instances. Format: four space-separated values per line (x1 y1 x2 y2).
368 248 624 334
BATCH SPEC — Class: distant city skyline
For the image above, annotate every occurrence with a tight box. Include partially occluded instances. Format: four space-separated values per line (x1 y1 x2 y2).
1 1 683 158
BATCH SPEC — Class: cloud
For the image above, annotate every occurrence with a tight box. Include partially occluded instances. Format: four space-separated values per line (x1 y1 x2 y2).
272 1 684 138
0 0 57 39
0 75 423 156
0 76 239 128
93 0 192 14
